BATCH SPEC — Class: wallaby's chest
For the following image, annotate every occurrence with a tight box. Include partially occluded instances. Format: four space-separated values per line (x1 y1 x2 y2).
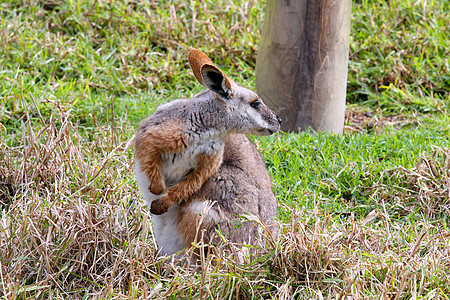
161 137 224 185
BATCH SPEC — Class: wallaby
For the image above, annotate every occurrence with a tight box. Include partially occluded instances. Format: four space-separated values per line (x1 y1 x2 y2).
135 49 281 256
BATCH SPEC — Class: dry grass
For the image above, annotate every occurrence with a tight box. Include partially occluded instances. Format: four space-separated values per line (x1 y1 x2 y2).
1 101 450 298
0 98 156 297
396 147 450 216
364 146 450 218
344 105 419 134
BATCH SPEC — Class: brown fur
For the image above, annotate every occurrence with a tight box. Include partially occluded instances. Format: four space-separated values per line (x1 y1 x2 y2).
135 121 186 195
177 208 198 248
177 203 218 252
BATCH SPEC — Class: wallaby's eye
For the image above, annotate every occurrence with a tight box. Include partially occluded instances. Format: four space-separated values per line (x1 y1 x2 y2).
250 100 260 109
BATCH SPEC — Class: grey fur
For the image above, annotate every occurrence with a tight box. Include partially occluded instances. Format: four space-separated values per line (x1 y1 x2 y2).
184 134 278 246
138 86 280 146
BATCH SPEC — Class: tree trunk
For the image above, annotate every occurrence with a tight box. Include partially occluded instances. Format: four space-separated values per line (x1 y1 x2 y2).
255 0 351 134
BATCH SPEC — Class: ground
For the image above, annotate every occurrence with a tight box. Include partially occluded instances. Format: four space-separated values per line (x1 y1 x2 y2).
0 0 449 298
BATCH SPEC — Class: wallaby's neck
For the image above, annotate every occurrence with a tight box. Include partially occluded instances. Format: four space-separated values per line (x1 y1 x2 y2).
193 91 236 136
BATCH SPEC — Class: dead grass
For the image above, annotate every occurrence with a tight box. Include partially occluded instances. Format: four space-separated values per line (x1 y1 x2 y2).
363 146 450 219
1 100 450 298
344 105 419 134
400 147 450 215
0 98 157 297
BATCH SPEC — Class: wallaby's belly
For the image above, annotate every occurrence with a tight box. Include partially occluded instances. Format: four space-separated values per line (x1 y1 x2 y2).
134 158 186 255
135 137 225 256
161 138 223 186
161 151 197 186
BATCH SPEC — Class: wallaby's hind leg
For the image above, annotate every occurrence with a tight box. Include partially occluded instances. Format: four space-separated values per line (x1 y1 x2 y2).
179 134 278 249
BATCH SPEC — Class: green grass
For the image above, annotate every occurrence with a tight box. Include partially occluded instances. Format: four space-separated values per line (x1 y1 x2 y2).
1 0 449 298
348 0 450 112
257 115 449 221
0 0 264 129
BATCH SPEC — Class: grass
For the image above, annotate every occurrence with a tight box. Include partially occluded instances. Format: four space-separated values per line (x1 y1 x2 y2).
1 0 449 298
259 118 450 221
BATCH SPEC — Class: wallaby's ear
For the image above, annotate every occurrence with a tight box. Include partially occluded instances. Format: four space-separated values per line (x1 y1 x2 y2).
200 64 232 98
188 49 214 86
188 49 232 97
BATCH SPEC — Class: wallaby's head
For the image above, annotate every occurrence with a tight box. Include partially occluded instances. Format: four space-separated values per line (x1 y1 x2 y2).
188 49 281 136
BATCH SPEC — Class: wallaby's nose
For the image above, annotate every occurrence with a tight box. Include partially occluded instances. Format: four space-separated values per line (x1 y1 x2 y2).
277 116 282 124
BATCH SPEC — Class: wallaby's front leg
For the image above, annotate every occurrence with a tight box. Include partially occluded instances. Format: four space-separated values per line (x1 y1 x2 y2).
135 123 187 195
138 147 166 195
150 151 223 215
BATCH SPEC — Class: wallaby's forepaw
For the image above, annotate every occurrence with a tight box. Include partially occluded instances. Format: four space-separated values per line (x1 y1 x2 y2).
150 197 173 215
149 181 165 195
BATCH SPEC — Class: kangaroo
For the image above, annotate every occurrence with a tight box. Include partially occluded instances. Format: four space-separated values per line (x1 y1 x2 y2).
135 49 281 256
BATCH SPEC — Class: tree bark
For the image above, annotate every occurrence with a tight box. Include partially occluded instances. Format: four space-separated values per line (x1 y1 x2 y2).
255 0 351 133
